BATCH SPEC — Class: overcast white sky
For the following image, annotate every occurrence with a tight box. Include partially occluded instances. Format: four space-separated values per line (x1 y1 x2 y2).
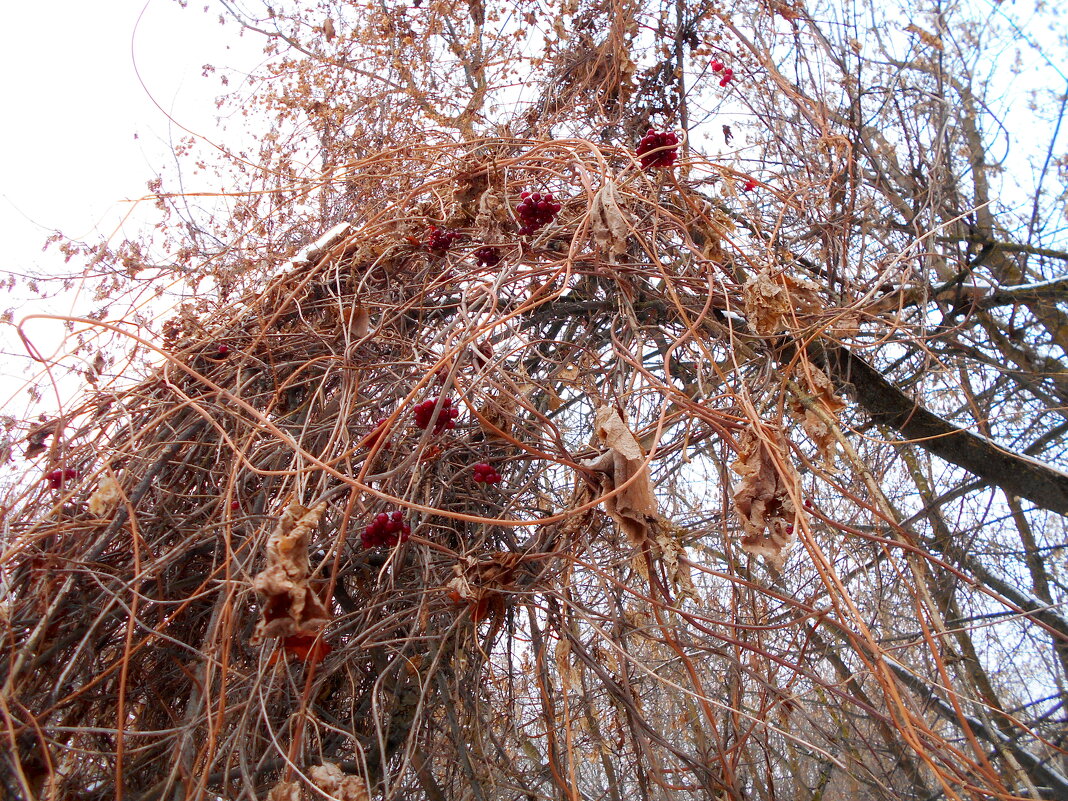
0 0 261 286
0 0 265 414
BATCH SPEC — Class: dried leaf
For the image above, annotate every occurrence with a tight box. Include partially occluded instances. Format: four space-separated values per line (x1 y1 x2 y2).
24 419 60 460
309 763 369 801
346 303 370 338
655 522 699 602
87 475 122 517
279 632 332 665
322 17 336 41
905 23 943 50
582 407 658 550
251 500 331 643
788 367 845 468
590 179 629 259
478 393 514 440
731 425 800 567
742 270 821 335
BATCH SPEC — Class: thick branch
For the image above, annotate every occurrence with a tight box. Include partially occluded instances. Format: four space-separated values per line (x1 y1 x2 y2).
810 344 1068 517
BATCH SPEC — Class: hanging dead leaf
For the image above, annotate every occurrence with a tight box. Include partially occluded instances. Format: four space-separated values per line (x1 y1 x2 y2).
655 521 699 602
309 763 369 801
582 407 658 551
477 393 515 440
323 17 336 41
344 303 370 338
905 23 943 50
24 419 60 460
731 425 800 567
742 269 822 335
251 500 331 643
788 366 845 468
87 475 122 517
269 632 333 666
590 179 630 259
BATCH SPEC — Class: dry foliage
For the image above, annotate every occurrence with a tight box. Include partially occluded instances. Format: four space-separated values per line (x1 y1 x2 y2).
2 0 1066 800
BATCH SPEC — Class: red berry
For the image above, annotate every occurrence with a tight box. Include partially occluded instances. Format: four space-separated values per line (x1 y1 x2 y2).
230 500 240 511
785 524 794 535
636 130 679 170
414 396 461 433
719 68 734 87
743 177 758 191
516 191 560 236
474 246 502 267
44 468 78 489
426 225 459 255
363 508 412 548
710 59 724 72
217 344 230 357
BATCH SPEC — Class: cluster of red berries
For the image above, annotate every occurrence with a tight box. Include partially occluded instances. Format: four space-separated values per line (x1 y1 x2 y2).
710 60 734 86
362 510 411 548
472 462 502 484
516 192 562 236
413 396 460 433
426 226 459 254
636 129 679 169
473 246 502 267
44 468 78 489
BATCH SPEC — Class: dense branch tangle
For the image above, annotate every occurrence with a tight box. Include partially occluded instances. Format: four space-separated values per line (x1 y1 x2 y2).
2 136 1063 801
3 0 1068 799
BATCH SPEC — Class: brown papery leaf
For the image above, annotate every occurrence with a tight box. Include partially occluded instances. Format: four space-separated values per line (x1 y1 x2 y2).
731 425 800 568
590 179 630 259
251 500 331 643
742 269 822 335
346 303 370 338
309 762 370 801
788 366 845 468
583 406 658 550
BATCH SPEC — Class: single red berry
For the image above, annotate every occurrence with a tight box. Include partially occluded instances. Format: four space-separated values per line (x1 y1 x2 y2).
743 177 758 191
785 524 795 535
803 498 813 509
710 59 724 72
217 344 230 357
230 500 240 511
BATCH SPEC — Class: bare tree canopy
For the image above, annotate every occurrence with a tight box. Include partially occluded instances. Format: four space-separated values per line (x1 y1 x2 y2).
2 1 1067 800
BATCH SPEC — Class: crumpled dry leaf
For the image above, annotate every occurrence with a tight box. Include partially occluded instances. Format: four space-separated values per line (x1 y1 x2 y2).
590 179 630 259
788 366 845 468
731 425 801 568
309 762 369 801
344 303 370 338
582 407 658 551
267 780 303 801
742 270 822 335
477 393 515 440
87 475 122 517
445 552 522 623
251 500 331 644
655 521 699 603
